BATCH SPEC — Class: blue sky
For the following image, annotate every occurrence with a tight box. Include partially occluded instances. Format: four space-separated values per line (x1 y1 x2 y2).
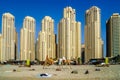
0 0 120 57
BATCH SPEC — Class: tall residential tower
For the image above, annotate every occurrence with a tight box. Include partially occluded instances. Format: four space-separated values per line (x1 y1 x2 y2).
20 16 35 61
106 13 120 57
85 6 103 62
0 34 2 62
58 6 81 60
37 16 56 61
1 13 17 62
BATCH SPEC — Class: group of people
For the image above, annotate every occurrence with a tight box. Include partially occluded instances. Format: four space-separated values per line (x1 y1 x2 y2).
58 57 68 65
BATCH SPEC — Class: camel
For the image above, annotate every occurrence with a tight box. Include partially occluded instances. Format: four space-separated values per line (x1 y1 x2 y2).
43 55 71 69
43 55 54 69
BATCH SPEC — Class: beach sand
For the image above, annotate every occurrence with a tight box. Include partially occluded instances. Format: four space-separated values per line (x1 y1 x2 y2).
0 65 120 80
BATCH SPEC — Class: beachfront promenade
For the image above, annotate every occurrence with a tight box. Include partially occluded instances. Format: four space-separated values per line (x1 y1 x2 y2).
0 65 120 80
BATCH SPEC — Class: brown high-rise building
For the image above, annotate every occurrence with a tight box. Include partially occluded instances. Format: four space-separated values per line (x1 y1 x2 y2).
20 16 35 61
58 7 81 60
37 16 56 61
85 6 103 63
106 13 120 57
1 13 17 62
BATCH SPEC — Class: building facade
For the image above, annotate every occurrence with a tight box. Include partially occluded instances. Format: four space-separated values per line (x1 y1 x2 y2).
81 44 85 64
85 6 103 63
20 16 35 61
0 34 2 62
37 16 56 61
106 13 120 57
1 13 17 62
58 7 81 60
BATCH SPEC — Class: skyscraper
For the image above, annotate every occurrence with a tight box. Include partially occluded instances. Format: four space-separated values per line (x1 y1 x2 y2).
85 6 103 62
37 16 56 61
20 16 35 61
106 13 120 57
0 34 2 62
58 7 81 60
1 13 17 62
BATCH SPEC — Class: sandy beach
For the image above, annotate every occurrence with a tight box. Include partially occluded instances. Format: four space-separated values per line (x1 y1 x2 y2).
0 65 120 80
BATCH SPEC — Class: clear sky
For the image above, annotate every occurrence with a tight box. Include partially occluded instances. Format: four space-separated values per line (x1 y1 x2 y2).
0 0 120 57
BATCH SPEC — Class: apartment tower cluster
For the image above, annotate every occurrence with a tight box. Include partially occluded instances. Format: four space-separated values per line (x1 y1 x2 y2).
1 6 119 63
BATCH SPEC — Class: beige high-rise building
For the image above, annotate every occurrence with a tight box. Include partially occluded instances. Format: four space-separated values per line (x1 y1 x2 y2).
14 31 18 60
58 7 81 60
0 34 2 62
20 16 35 61
37 16 56 61
85 6 103 63
1 13 17 62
